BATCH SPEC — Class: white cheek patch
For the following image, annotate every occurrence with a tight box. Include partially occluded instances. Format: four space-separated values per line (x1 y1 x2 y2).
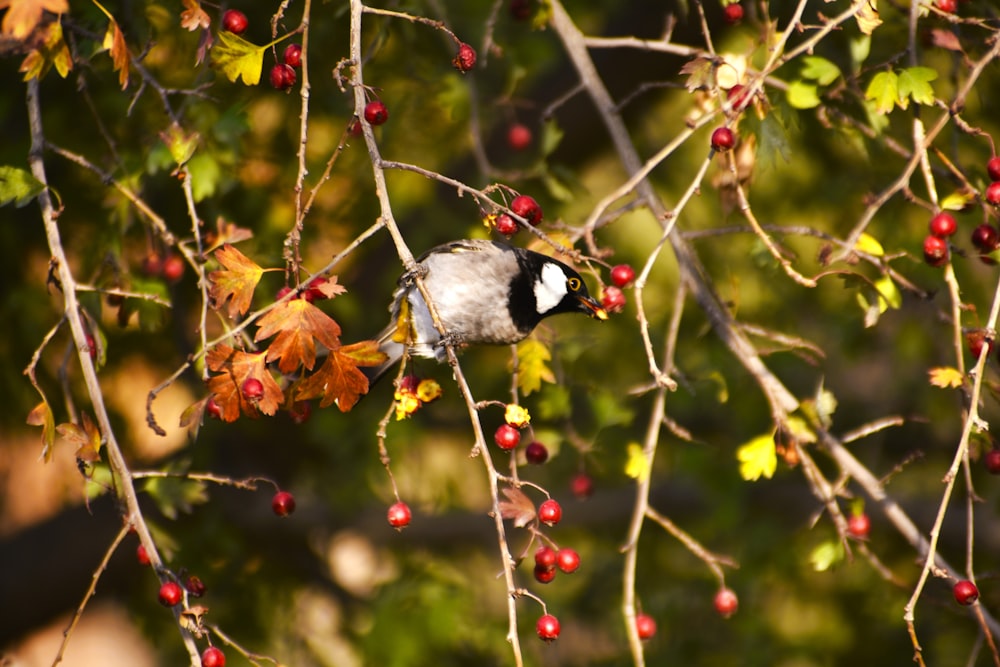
534 263 569 314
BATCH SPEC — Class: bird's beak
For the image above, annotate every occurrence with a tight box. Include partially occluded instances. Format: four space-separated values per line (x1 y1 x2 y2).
577 295 608 320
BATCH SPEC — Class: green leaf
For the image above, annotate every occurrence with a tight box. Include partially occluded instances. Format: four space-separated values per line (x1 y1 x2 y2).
865 70 899 115
757 113 791 166
897 67 937 108
801 56 841 86
809 539 844 572
212 30 266 85
540 119 564 157
849 35 871 73
515 339 555 396
142 467 209 520
187 152 221 202
0 166 45 207
590 388 635 429
535 384 571 421
737 434 777 481
786 80 820 109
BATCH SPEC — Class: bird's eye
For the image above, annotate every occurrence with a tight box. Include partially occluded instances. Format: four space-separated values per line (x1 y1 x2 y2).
567 277 581 291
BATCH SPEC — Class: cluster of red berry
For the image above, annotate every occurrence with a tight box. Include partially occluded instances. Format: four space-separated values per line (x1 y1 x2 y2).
924 156 1000 267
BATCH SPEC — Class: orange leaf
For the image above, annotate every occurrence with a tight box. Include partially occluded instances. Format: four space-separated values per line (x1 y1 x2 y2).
307 276 348 300
1 0 68 39
102 17 129 89
340 339 388 367
295 349 370 412
180 0 210 31
55 413 102 462
206 345 283 419
26 399 55 461
255 299 342 373
208 244 264 318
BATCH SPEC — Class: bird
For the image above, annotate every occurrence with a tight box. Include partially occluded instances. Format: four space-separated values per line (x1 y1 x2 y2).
366 239 607 383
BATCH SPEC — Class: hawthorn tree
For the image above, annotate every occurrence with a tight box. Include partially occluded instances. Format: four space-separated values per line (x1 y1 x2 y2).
3 0 1000 665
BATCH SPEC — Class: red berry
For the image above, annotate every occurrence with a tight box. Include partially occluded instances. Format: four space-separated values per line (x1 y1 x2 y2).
201 646 226 667
534 564 556 583
534 546 557 569
452 42 477 73
158 581 183 607
348 118 363 136
714 588 739 617
86 334 97 361
986 182 1000 206
507 124 532 151
387 501 412 528
610 264 636 287
511 194 543 225
723 3 744 24
289 400 312 424
162 254 184 283
185 575 207 597
494 423 521 450
601 285 627 313
142 254 163 277
221 9 248 34
556 548 580 574
571 472 594 500
635 613 657 640
283 43 302 68
241 377 264 401
929 212 957 238
364 100 389 126
136 544 150 565
984 449 1000 474
847 513 871 539
525 441 549 464
988 157 1000 182
711 126 735 152
494 213 519 236
922 234 948 267
272 490 296 516
270 63 296 91
967 330 989 359
536 614 560 641
935 0 957 12
953 579 979 605
509 0 533 21
538 499 562 526
727 84 750 111
972 223 1000 250
205 397 223 420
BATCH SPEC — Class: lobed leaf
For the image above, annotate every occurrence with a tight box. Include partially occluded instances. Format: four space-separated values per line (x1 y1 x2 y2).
212 30 266 85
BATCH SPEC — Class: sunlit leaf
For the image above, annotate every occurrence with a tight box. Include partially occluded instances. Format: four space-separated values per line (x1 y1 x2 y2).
159 123 200 166
211 29 265 85
0 165 44 207
180 0 210 31
928 366 964 389
810 539 844 572
940 191 974 211
897 67 937 108
101 13 129 89
801 56 841 86
208 244 264 318
515 339 555 396
624 442 650 483
294 348 371 412
206 345 283 420
865 70 898 115
256 298 342 373
26 399 55 461
854 233 884 256
1 0 68 39
498 486 536 527
786 80 820 109
737 434 777 481
855 0 882 35
19 19 71 80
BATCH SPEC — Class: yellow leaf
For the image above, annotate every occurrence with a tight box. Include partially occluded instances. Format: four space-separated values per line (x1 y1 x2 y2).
941 191 974 211
737 434 777 481
854 233 884 257
504 403 531 428
624 442 649 483
515 339 555 396
2 0 68 40
211 30 265 86
928 366 964 388
809 539 844 572
785 415 816 444
19 19 71 81
855 0 882 36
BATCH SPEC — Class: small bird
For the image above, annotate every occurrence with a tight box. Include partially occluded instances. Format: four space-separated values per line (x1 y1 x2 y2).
367 239 607 382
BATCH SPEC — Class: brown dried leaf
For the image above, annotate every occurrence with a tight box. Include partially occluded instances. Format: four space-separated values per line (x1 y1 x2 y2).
26 399 55 461
294 349 370 412
498 486 536 528
56 413 102 462
255 299 342 373
102 17 128 89
206 345 283 420
208 244 264 318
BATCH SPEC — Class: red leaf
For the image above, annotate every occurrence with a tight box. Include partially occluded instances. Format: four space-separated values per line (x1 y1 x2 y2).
206 345 283 420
